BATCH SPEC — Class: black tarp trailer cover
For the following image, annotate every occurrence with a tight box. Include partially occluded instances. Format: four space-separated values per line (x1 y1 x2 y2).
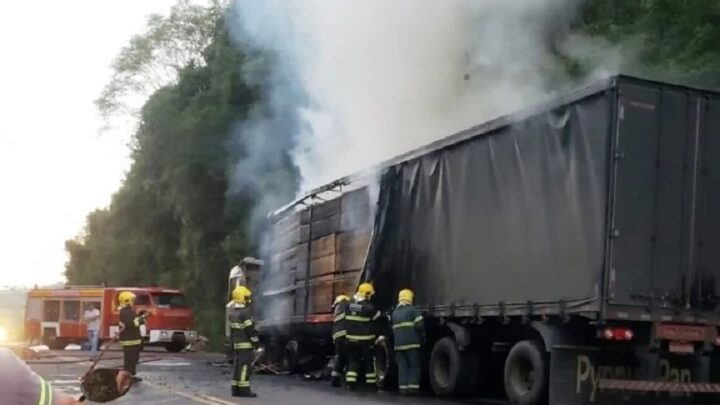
364 75 720 326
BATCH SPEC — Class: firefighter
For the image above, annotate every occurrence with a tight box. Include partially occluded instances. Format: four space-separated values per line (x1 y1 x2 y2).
344 282 381 390
391 289 425 395
1 348 81 404
330 294 350 387
228 285 260 398
118 291 148 379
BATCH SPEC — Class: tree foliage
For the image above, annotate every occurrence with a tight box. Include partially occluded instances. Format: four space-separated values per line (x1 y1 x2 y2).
67 1 298 346
581 0 720 87
96 0 225 126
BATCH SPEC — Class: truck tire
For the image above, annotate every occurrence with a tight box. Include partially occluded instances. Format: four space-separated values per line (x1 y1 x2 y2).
429 337 471 396
374 337 396 389
282 341 300 373
503 340 548 405
164 342 185 353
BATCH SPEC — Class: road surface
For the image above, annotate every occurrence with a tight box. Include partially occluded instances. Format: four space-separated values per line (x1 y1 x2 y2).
28 349 489 404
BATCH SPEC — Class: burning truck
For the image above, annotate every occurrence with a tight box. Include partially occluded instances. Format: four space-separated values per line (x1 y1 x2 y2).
230 75 720 404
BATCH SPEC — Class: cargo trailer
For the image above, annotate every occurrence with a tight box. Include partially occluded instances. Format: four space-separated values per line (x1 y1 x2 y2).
239 75 720 404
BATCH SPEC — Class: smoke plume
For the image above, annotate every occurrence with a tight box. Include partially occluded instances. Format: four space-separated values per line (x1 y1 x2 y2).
227 0 633 192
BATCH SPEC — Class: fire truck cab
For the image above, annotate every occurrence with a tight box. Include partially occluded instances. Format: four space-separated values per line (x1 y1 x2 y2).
25 286 197 352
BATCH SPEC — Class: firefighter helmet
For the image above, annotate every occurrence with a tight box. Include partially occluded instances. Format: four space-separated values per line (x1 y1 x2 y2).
357 282 375 298
232 285 252 304
398 289 414 304
118 291 136 306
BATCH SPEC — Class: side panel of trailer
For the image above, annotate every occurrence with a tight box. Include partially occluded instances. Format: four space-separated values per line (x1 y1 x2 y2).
365 91 613 311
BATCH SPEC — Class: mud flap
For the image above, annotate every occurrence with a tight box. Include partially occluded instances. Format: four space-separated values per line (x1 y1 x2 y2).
549 345 706 405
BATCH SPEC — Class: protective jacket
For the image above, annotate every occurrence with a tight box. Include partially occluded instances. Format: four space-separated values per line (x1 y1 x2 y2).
345 300 381 343
119 306 144 346
391 303 425 350
0 348 56 405
332 300 350 342
229 304 259 350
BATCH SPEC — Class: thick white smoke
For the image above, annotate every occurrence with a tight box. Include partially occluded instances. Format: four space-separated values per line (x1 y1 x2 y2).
229 0 620 190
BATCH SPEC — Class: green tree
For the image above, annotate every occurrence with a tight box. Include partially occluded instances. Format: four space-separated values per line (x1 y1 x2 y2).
67 1 299 347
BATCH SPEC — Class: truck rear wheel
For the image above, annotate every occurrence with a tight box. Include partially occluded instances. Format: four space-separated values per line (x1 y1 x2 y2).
374 337 396 389
164 342 185 353
429 337 471 396
503 340 548 405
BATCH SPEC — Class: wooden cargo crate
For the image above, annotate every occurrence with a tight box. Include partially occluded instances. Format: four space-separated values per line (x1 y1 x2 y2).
272 211 301 234
296 256 336 279
262 294 294 322
334 271 361 298
337 230 372 252
311 234 336 260
270 226 300 252
311 215 341 240
262 271 295 292
299 224 310 243
308 275 335 314
294 282 307 316
340 188 372 230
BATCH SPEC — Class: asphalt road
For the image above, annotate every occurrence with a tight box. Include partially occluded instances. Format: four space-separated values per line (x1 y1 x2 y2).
28 349 490 405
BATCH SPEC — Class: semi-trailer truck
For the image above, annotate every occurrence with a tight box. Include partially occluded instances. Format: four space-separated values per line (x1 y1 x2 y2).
237 75 720 404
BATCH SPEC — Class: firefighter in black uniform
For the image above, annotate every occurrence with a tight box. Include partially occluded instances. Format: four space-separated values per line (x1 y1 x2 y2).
117 291 149 379
228 285 260 397
391 289 425 395
330 294 350 387
344 282 381 390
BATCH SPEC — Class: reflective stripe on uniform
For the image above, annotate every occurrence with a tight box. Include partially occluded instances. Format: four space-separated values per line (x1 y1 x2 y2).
346 334 376 341
334 313 345 322
395 343 421 351
413 316 423 323
37 378 52 405
250 336 259 343
399 385 409 390
372 311 381 321
133 317 142 327
332 330 347 340
234 342 253 349
345 315 370 322
345 371 357 382
120 339 142 346
408 384 420 389
243 320 253 327
230 322 243 329
392 321 414 329
241 365 248 382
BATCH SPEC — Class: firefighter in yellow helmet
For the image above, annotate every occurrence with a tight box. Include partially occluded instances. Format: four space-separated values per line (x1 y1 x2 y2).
228 286 260 397
391 289 425 395
117 291 150 379
344 282 382 390
330 294 350 387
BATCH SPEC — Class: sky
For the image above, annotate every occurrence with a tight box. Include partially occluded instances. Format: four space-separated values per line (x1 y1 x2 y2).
0 1 191 287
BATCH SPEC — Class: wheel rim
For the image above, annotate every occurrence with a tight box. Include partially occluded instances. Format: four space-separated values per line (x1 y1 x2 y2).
509 355 535 396
374 345 388 382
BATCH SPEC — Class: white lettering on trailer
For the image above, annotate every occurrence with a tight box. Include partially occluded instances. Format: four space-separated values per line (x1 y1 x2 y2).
575 355 692 402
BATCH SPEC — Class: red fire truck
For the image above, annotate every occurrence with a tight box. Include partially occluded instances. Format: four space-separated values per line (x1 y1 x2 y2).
24 286 197 352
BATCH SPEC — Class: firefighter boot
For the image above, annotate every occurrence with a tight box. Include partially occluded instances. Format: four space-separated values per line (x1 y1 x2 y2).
237 388 257 398
231 386 241 397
